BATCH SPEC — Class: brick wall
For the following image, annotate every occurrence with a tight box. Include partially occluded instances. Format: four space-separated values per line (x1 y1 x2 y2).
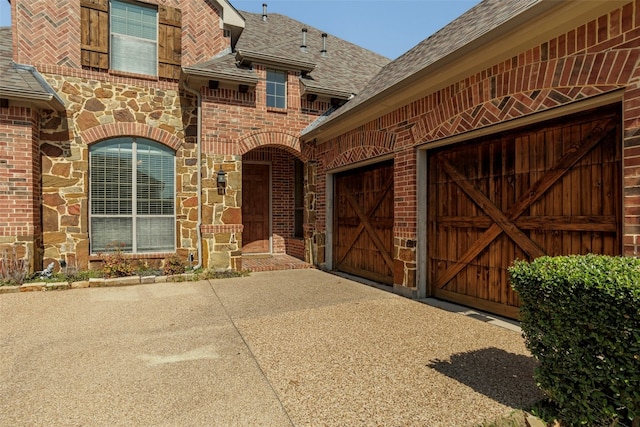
11 0 228 69
314 0 640 289
0 106 42 270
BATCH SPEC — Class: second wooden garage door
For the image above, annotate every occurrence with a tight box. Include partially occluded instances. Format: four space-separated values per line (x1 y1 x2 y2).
334 161 394 284
427 105 622 318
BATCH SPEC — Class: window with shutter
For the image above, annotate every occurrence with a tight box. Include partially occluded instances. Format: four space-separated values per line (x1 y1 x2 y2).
80 0 181 79
90 138 176 253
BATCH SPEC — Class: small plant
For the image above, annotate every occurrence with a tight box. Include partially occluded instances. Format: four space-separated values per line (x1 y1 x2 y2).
199 269 250 280
0 247 29 285
99 242 134 278
163 254 186 276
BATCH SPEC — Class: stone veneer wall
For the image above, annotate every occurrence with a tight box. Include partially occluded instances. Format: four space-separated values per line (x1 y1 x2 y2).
314 0 640 294
39 70 197 271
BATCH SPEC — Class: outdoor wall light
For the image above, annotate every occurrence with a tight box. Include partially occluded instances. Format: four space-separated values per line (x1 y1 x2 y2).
217 166 227 195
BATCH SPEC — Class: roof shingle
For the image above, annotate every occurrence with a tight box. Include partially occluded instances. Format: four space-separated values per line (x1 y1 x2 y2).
185 11 389 98
302 0 543 135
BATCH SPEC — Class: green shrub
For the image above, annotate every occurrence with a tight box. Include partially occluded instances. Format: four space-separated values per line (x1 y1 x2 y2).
163 254 186 276
509 255 640 426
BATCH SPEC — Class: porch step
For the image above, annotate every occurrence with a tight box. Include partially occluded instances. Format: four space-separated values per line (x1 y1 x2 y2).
242 254 314 272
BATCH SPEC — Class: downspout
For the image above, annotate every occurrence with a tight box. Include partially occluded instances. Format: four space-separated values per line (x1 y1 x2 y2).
182 76 203 270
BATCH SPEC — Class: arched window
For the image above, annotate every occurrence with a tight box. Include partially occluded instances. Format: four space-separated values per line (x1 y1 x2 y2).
90 137 175 253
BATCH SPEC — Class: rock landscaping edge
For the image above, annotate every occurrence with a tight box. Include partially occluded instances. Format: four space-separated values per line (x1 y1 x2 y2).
0 273 199 294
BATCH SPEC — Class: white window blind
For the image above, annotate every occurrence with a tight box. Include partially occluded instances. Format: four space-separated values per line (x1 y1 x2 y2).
90 137 175 253
110 0 157 76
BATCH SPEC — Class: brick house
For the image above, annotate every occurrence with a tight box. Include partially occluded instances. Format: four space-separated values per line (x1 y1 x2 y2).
0 0 387 273
302 0 640 318
3 0 640 319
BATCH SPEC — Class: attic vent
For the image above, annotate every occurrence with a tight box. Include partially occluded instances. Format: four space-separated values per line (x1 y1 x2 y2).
262 3 267 21
301 28 307 52
223 29 231 38
321 33 327 57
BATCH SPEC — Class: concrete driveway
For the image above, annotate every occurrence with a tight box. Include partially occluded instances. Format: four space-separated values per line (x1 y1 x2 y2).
0 269 542 426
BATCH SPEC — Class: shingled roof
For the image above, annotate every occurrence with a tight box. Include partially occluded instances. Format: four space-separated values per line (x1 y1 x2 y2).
302 0 544 136
0 27 65 110
183 11 389 99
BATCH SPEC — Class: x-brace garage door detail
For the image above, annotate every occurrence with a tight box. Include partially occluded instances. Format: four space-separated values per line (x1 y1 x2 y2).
427 105 621 318
334 161 394 284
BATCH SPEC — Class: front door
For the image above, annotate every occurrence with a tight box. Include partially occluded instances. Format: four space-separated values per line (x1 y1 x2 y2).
242 163 270 253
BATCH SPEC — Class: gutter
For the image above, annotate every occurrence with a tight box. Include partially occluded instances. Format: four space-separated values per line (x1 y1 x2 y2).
236 49 317 72
182 65 260 85
181 76 203 270
5 63 66 111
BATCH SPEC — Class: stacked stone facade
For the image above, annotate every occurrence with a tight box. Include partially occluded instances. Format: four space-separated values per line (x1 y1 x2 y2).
37 72 197 270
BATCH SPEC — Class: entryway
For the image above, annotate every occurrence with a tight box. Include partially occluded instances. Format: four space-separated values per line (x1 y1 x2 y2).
242 162 271 254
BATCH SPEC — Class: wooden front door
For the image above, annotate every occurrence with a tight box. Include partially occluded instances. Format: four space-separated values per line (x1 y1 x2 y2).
334 161 394 284
427 106 621 318
242 163 270 253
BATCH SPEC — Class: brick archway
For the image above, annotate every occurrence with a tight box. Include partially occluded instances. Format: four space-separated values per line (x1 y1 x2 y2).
80 123 183 150
238 131 307 160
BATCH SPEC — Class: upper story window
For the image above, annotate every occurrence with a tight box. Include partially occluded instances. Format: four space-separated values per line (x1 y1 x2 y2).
80 0 182 80
266 69 287 109
110 0 158 76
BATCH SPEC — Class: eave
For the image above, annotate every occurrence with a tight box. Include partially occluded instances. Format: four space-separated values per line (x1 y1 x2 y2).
299 80 353 100
236 49 316 73
181 66 260 86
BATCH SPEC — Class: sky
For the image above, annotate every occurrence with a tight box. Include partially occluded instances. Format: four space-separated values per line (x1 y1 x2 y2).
0 0 481 59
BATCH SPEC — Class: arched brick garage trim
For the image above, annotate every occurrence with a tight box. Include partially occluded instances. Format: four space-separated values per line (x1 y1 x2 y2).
410 85 621 145
80 123 183 150
238 131 307 160
325 131 396 170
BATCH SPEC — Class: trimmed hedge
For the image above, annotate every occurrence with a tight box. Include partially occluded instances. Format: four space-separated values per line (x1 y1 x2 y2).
509 255 640 426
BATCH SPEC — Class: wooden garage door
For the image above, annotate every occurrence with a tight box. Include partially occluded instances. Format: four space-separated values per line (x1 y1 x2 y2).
334 161 394 284
427 106 621 318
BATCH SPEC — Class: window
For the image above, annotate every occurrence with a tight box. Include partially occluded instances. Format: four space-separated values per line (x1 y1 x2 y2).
266 69 287 108
80 0 181 79
90 138 175 253
110 0 158 76
294 159 304 238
